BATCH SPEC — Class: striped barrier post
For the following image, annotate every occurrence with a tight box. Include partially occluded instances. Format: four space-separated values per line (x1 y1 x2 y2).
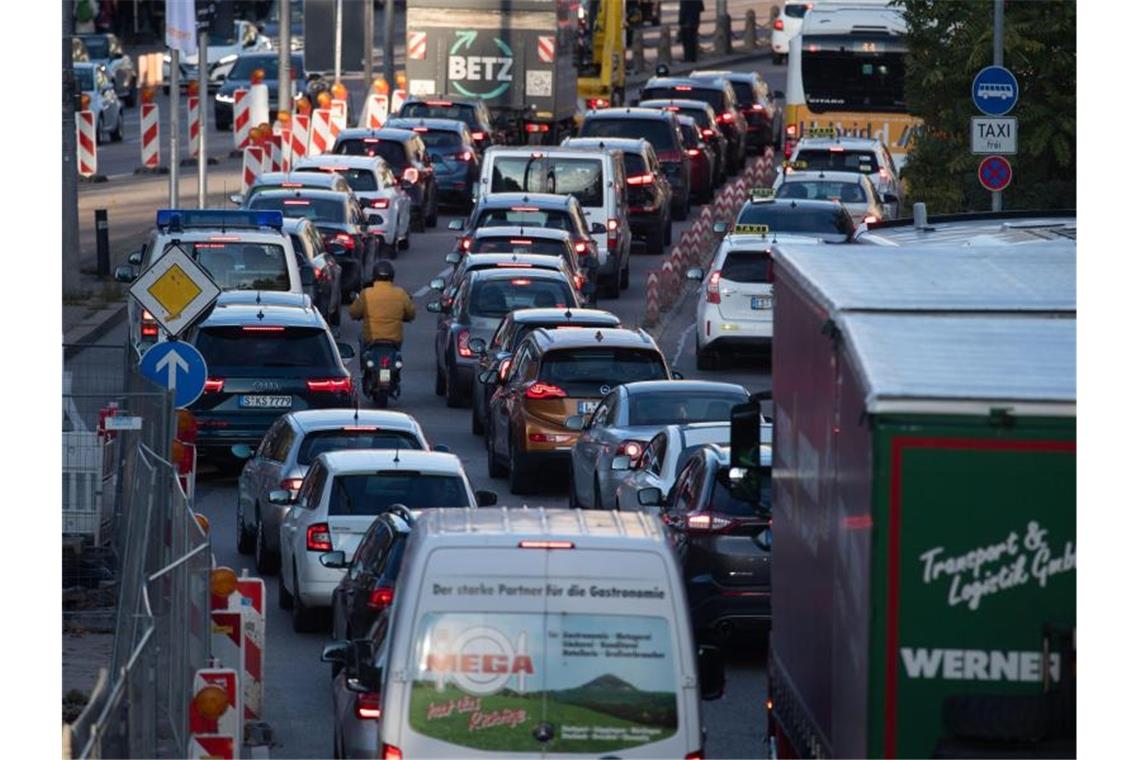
661 261 676 310
362 93 388 128
187 95 200 158
645 270 660 326
310 109 334 155
289 114 310 167
188 667 241 760
75 110 97 179
232 89 251 153
139 102 161 171
391 87 407 115
234 575 266 721
267 134 282 173
331 99 348 131
242 146 263 195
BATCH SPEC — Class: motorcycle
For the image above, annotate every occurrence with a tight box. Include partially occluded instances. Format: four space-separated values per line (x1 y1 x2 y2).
361 341 403 408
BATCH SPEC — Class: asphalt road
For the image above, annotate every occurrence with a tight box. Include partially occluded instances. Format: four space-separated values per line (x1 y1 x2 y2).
75 53 785 760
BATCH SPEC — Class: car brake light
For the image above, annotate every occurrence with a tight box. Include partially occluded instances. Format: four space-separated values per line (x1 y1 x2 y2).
284 199 311 205
460 236 473 252
334 232 356 250
879 167 890 180
471 130 485 140
367 586 395 610
606 218 619 232
307 377 353 393
752 104 766 112
829 146 845 153
718 111 734 124
306 522 332 551
498 359 512 381
619 440 645 459
675 85 692 91
141 309 159 338
573 272 586 289
706 270 721 304
528 431 575 443
574 240 589 254
425 99 453 106
412 126 429 132
518 540 574 549
509 239 533 245
510 278 532 286
342 425 380 431
686 513 735 532
281 182 304 188
454 150 474 161
457 329 473 358
686 148 701 157
354 691 382 720
586 98 610 109
203 378 224 393
663 105 680 111
382 744 403 760
864 215 879 224
627 173 654 186
242 325 285 332
524 123 550 133
495 262 532 267
511 206 540 212
280 477 303 491
774 18 784 30
701 128 714 138
371 197 390 209
402 166 420 184
525 382 566 399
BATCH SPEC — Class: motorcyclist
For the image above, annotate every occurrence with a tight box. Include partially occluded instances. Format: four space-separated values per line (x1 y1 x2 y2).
349 260 415 354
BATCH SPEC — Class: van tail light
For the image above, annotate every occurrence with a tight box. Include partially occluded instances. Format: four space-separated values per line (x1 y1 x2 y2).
280 477 304 492
627 173 654 186
686 513 736 532
686 148 701 157
524 122 550 133
402 166 420 184
456 329 473 358
367 585 395 610
618 440 646 459
307 377 353 393
382 744 403 760
203 378 225 393
371 197 390 209
306 522 332 551
774 18 785 30
706 270 722 304
354 691 382 720
525 382 567 399
606 217 619 248
518 540 575 549
453 150 474 161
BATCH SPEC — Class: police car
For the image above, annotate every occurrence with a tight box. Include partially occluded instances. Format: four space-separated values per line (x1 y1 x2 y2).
688 219 822 369
787 129 904 218
114 209 306 355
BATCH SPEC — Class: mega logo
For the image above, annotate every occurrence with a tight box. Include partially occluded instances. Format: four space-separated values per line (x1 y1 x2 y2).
424 625 534 696
447 30 514 100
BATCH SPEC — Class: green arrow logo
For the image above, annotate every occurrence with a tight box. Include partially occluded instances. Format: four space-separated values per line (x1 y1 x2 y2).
449 33 513 101
451 30 478 55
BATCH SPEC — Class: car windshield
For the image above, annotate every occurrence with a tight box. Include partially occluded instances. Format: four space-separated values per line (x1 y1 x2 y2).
400 102 478 127
329 473 470 514
471 237 568 256
540 348 667 385
794 149 879 173
711 465 772 515
194 326 336 368
297 430 423 465
334 139 408 167
629 392 747 426
250 196 347 223
470 278 573 317
776 180 866 204
642 86 726 113
184 241 290 291
581 118 674 153
81 37 110 58
490 157 605 207
736 202 855 240
228 56 300 80
476 208 574 231
721 251 773 283
296 166 377 191
75 68 95 91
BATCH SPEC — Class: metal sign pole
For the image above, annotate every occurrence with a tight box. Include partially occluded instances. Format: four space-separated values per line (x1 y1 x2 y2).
992 0 1003 212
383 0 395 93
334 0 343 84
169 49 180 206
198 28 208 208
278 0 291 117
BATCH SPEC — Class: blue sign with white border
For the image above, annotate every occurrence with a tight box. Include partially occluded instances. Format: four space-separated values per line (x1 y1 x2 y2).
139 340 209 409
972 66 1019 116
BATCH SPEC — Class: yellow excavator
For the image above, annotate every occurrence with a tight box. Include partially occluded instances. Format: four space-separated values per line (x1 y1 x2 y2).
576 0 627 111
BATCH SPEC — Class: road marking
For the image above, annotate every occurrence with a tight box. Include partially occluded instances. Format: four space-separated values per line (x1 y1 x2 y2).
673 322 697 369
414 267 452 299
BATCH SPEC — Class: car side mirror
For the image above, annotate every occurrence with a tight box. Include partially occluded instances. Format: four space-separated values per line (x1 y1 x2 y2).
114 265 136 283
229 193 243 206
685 267 704 281
772 90 785 100
230 444 253 460
672 370 684 380
590 222 606 234
300 267 316 287
564 415 585 431
698 644 726 700
444 252 462 265
336 343 355 360
468 337 487 354
756 526 773 552
429 277 446 291
611 455 631 471
319 550 348 569
431 443 451 453
448 219 464 230
478 369 494 384
475 490 498 507
321 640 350 664
128 250 142 266
637 487 664 507
882 193 899 204
713 221 728 234
268 489 295 506
426 301 443 314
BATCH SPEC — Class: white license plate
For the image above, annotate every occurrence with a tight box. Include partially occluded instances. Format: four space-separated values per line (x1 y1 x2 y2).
751 296 773 310
379 369 391 383
578 400 599 415
239 395 292 409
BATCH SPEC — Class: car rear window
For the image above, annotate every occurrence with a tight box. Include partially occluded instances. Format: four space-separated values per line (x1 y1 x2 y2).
710 465 772 515
540 348 668 385
490 156 605 208
785 2 810 18
721 251 773 283
334 138 408 168
187 241 290 291
728 81 755 105
629 392 747 426
776 180 866 203
399 102 477 127
622 152 648 176
679 122 701 150
249 196 347 223
297 429 423 465
470 278 573 317
475 208 573 231
642 86 726 113
194 326 337 368
296 166 378 192
736 202 855 239
329 473 470 514
471 237 568 256
794 149 879 173
581 118 675 154
415 129 463 149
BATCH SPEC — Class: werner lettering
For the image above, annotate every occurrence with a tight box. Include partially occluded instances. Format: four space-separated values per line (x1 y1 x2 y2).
900 647 1061 683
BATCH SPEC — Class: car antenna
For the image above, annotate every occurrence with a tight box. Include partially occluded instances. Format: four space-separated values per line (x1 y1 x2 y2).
393 447 400 464
564 308 572 319
353 397 359 423
255 290 262 305
595 329 604 342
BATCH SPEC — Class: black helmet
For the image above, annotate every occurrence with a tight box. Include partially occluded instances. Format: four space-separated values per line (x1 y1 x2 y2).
374 260 395 282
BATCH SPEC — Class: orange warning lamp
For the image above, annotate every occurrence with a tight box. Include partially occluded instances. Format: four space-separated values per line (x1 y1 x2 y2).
277 110 292 125
316 91 332 109
210 566 238 598
187 79 199 96
193 684 229 720
396 71 407 88
194 513 210 535
251 68 265 85
372 78 390 95
140 86 155 104
296 95 312 115
80 93 91 111
331 81 348 101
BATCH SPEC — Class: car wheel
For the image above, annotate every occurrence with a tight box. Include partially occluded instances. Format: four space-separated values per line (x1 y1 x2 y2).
697 343 720 371
620 261 630 290
471 404 484 435
434 364 446 396
444 364 467 408
398 235 410 251
671 198 687 222
291 565 325 633
426 194 439 228
125 81 138 108
254 517 279 575
508 439 532 495
111 115 124 142
594 477 605 510
237 501 254 555
487 427 507 478
277 568 293 609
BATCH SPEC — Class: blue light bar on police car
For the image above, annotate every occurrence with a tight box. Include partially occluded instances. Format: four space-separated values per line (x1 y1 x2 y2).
155 209 284 231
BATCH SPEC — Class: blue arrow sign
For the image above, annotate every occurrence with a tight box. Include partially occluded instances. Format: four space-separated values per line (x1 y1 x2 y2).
972 66 1019 116
139 341 209 409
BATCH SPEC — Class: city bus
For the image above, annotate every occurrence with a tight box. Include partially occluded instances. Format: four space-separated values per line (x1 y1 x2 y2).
783 2 921 166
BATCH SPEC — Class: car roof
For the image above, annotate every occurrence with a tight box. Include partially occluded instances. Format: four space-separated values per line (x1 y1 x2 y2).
621 380 749 397
741 197 849 212
281 217 316 233
794 136 884 150
781 170 867 183
287 409 421 434
586 106 675 121
722 232 825 248
249 188 351 202
471 227 573 241
316 449 464 474
468 266 569 283
199 301 325 328
385 117 467 132
639 98 716 113
293 155 388 171
645 77 725 90
152 228 289 244
528 326 658 351
403 95 481 107
214 292 310 309
476 192 574 209
336 128 416 143
508 308 621 325
486 145 617 160
561 137 650 154
691 70 759 83
252 171 346 188
415 507 666 547
461 253 568 270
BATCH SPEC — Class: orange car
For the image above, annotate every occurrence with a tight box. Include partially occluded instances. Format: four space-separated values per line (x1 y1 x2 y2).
485 327 674 494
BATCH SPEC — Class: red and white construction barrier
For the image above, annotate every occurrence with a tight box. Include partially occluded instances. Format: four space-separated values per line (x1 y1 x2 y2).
187 667 240 759
187 95 200 157
310 108 335 155
76 110 97 178
210 573 266 721
391 88 407 114
331 99 348 131
362 92 389 129
288 114 310 167
140 102 160 169
259 139 273 173
242 146 263 195
232 89 251 151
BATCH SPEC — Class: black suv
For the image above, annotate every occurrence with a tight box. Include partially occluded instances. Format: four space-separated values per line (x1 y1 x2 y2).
332 128 439 232
187 296 356 464
640 77 747 173
396 95 501 153
638 99 728 187
578 107 690 221
214 52 304 130
692 70 783 154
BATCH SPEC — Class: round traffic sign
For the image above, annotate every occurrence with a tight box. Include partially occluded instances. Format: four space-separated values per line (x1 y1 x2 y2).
139 340 209 409
972 66 1019 116
978 155 1013 192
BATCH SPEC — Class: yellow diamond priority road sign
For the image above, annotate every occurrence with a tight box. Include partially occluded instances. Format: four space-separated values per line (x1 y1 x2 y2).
128 245 221 338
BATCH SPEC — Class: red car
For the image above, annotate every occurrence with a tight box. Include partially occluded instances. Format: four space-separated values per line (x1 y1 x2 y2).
677 114 715 204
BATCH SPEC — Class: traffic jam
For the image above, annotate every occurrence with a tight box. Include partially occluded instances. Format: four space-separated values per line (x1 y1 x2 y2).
63 1 1075 759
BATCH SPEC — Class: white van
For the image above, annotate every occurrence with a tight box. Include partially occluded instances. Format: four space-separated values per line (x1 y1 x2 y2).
476 146 633 298
376 507 725 759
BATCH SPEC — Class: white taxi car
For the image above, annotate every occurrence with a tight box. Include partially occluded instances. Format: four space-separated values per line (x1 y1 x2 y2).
788 130 905 217
772 169 895 223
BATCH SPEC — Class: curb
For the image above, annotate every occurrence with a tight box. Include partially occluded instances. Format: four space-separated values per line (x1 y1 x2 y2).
64 303 128 360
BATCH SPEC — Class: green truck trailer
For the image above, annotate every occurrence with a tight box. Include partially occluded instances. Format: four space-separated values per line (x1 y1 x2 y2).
766 243 1076 757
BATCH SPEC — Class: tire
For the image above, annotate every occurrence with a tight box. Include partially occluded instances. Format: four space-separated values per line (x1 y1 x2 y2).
110 116 124 143
398 235 410 251
291 565 325 633
697 344 720 371
646 222 666 253
277 569 293 609
444 365 467 408
620 261 630 290
594 477 605 510
471 405 485 435
508 439 532 494
372 387 389 408
236 501 255 554
254 517 279 575
125 81 138 108
434 364 445 396
487 429 508 478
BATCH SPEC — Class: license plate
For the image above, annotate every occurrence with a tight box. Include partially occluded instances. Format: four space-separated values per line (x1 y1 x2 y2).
751 296 773 310
578 400 599 415
239 395 292 409
379 369 391 383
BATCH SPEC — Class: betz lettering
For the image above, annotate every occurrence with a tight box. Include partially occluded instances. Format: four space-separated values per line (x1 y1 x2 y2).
448 56 513 82
900 647 1060 683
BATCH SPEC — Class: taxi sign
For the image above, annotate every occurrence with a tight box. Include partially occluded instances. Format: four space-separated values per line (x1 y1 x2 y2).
129 245 221 338
782 159 808 171
733 224 770 235
806 127 836 138
750 187 775 200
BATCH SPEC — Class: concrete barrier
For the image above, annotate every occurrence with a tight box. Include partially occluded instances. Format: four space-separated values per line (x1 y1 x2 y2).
744 11 757 52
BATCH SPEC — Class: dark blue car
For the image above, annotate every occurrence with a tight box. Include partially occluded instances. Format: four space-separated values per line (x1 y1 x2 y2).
385 117 481 212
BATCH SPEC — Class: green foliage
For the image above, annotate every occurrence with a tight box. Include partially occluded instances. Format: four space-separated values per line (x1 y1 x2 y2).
899 0 1076 212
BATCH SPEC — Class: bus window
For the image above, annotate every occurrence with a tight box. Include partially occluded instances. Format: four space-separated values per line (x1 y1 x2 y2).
801 43 906 113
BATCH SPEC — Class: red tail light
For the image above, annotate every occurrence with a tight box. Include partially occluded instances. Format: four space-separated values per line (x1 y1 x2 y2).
382 744 403 760
371 197 390 209
863 215 879 224
402 166 420 184
141 309 159 338
280 477 304 491
718 111 735 124
686 148 701 157
701 128 715 138
307 377 353 393
525 382 567 399
752 104 767 112
203 378 225 393
367 586 395 610
306 522 332 551
774 18 785 30
586 98 610 109
334 232 356 251
706 270 722 304
460 236 473 252
686 513 736 532
518 540 575 549
879 167 890 180
627 173 654 186
524 123 550 133
618 440 645 459
471 130 486 141
379 354 391 368
456 329 473 358
573 272 586 290
354 691 382 720
454 150 474 161
528 431 574 443
574 240 589 255
606 217 619 248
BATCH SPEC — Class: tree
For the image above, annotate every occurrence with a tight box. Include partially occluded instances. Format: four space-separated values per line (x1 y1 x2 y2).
899 0 1076 212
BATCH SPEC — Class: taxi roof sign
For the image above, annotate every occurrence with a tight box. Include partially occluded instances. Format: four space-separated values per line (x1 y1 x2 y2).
155 209 284 232
128 245 221 338
806 127 837 138
782 159 809 171
733 223 770 235
750 187 775 201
